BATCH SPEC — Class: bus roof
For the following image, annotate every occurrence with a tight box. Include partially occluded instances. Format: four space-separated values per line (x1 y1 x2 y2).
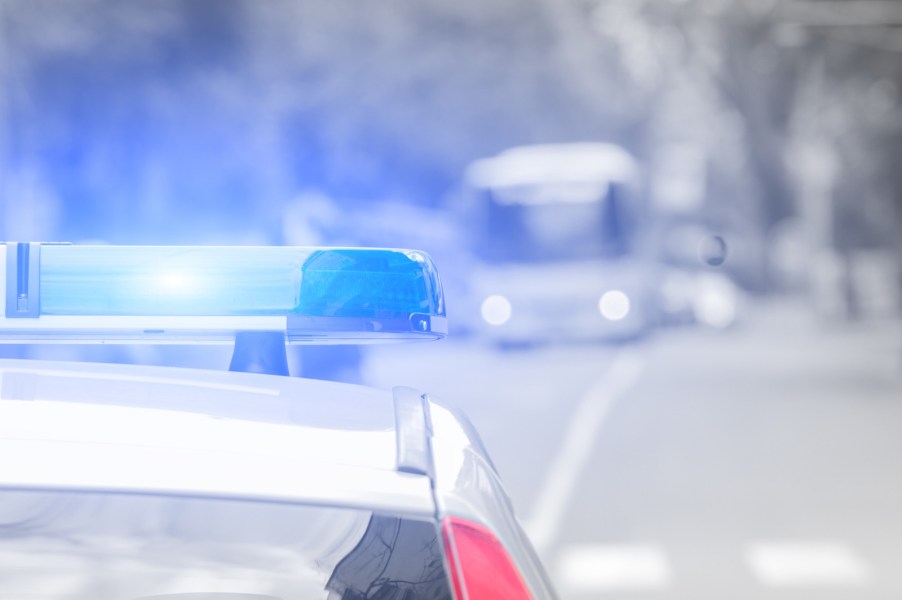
465 143 640 189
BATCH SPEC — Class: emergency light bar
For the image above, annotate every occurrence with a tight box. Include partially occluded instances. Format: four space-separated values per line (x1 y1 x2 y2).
0 243 446 344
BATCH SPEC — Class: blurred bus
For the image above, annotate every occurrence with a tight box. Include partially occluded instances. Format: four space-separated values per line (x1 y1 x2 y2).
455 143 661 344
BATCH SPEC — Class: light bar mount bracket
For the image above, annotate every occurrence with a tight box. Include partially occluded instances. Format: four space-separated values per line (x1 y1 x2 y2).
5 242 41 318
229 331 290 376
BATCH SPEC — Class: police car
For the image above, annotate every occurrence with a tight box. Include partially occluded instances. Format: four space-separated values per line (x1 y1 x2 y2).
0 243 556 599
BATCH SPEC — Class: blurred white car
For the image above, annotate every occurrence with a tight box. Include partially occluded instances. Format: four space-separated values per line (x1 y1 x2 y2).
658 267 741 329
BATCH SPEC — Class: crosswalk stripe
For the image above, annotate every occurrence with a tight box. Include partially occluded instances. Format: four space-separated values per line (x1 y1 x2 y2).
555 540 880 594
556 543 673 593
745 541 872 587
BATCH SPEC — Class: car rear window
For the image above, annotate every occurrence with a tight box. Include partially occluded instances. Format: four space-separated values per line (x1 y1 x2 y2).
0 490 453 599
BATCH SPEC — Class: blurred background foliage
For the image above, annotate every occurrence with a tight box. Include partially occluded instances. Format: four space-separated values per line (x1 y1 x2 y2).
0 0 900 304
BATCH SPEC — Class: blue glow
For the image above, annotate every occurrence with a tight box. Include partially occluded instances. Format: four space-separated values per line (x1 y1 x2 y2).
38 245 445 321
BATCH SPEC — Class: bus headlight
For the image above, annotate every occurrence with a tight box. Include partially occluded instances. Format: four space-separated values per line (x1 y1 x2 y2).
481 295 512 326
599 290 630 321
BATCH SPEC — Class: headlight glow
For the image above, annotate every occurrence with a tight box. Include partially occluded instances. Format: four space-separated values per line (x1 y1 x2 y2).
480 295 512 326
599 290 630 321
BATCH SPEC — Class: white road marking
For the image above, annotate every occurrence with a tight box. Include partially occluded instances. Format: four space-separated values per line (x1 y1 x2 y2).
523 350 644 555
557 543 673 592
745 541 872 587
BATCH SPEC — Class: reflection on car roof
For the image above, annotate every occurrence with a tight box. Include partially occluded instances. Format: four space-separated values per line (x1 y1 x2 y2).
0 359 434 516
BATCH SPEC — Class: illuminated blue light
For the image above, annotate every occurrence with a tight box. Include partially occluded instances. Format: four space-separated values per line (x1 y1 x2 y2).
296 249 443 319
38 246 444 320
0 244 447 343
41 246 301 316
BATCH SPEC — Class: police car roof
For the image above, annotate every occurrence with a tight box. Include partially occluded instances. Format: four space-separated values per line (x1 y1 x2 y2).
0 358 434 517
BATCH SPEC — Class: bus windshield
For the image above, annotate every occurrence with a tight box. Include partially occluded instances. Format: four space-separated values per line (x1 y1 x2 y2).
463 143 641 264
474 182 633 263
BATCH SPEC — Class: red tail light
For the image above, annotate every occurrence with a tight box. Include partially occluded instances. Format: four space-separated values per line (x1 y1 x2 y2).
442 516 533 600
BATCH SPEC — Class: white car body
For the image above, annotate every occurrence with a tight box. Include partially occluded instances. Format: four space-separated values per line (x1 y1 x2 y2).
0 358 556 599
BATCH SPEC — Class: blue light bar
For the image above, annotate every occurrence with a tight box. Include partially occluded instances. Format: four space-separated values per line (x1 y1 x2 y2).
0 243 447 343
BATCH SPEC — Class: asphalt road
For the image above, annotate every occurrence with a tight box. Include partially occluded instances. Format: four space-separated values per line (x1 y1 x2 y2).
363 300 902 600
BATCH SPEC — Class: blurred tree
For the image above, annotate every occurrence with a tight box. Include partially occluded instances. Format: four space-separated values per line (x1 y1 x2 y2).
0 0 899 284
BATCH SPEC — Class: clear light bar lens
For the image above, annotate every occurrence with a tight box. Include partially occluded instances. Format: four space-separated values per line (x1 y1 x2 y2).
39 246 443 318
